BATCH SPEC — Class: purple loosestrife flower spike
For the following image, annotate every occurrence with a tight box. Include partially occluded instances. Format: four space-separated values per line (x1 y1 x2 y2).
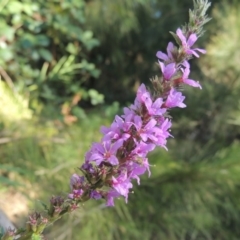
67 0 210 209
0 2 212 239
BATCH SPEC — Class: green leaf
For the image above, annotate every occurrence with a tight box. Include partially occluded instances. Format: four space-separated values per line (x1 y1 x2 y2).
66 43 78 55
38 48 53 62
0 48 14 62
72 106 87 119
88 89 104 105
22 3 34 15
36 35 50 47
39 200 49 212
6 1 23 14
0 24 15 41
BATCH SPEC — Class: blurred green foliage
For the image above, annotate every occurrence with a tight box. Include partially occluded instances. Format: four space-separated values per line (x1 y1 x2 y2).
0 0 103 116
85 0 194 103
1 0 240 240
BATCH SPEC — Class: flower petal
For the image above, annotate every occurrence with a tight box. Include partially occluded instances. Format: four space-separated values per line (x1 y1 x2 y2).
176 28 186 44
187 33 197 47
156 51 168 61
167 42 174 58
194 48 206 54
183 79 202 89
108 155 119 165
164 63 176 80
158 60 165 74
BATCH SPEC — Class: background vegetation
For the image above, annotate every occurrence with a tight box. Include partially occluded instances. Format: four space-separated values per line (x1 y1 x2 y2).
1 0 240 239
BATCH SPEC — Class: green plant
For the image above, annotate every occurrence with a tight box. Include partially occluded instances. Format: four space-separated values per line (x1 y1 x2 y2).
0 0 102 116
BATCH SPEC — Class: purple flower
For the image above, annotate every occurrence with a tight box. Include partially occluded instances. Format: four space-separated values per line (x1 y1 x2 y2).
154 118 172 149
131 141 155 158
68 8 208 209
129 158 151 184
159 62 176 81
90 190 102 200
68 173 85 199
112 173 133 201
70 174 85 190
136 84 151 102
69 174 85 199
133 116 157 142
181 63 202 89
133 84 152 110
165 88 186 108
106 189 121 207
101 115 132 142
128 84 152 114
122 107 136 122
68 189 84 199
176 28 206 57
145 97 166 116
156 42 175 62
87 140 123 166
81 162 95 174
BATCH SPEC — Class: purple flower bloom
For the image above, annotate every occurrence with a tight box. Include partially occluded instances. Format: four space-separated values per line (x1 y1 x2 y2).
176 28 206 57
131 141 155 158
70 174 85 191
112 173 133 201
87 140 123 166
81 162 95 174
127 84 152 114
165 88 186 108
106 189 121 207
129 158 151 184
154 118 172 149
122 106 136 121
159 62 176 81
156 42 175 62
68 189 84 199
101 115 132 142
69 14 208 209
69 174 85 199
133 84 152 110
90 190 102 200
181 63 202 89
133 116 157 142
145 97 166 116
136 84 151 102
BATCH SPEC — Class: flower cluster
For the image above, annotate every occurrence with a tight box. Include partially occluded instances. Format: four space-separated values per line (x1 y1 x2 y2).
69 28 206 207
1 2 212 239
